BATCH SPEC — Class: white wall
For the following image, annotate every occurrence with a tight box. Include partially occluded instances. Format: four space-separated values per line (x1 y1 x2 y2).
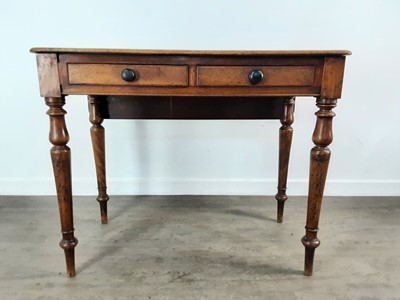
0 0 399 196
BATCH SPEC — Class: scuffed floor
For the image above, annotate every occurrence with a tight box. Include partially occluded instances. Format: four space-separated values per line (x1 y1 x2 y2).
0 195 399 299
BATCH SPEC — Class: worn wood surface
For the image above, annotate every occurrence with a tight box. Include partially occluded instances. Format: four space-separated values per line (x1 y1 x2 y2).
197 66 315 87
69 64 188 86
30 47 351 56
321 57 346 99
35 54 61 97
57 54 325 96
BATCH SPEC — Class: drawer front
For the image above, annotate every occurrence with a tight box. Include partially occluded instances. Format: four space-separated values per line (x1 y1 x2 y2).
197 66 315 87
68 64 188 86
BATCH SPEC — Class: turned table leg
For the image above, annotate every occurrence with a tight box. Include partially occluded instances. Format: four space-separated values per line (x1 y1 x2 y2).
275 97 295 223
302 98 337 276
46 97 78 277
88 96 110 224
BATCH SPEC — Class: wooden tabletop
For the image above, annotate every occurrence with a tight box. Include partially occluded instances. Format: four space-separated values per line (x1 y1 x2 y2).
30 48 351 56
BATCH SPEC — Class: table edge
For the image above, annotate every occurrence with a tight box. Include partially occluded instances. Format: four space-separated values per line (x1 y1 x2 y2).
30 48 352 56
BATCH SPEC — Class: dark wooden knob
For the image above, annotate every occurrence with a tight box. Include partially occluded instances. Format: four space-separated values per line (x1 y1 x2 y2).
121 68 136 82
248 70 264 85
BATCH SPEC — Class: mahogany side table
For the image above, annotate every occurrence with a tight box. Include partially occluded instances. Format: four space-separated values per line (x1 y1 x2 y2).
31 48 350 277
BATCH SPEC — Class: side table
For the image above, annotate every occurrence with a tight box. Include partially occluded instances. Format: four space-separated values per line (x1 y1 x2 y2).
31 48 350 277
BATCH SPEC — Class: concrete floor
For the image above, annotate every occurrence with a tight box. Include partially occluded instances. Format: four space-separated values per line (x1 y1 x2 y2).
0 195 399 300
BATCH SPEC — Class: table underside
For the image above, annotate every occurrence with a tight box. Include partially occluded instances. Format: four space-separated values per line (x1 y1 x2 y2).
99 96 287 119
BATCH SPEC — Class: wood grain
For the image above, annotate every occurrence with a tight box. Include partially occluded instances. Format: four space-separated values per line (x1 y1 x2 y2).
68 64 188 87
58 53 327 96
88 96 110 224
302 98 337 276
321 57 346 99
35 54 61 97
197 66 315 87
61 85 321 97
275 98 295 223
45 97 78 277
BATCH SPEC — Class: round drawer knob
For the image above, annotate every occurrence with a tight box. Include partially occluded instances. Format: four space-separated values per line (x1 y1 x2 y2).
121 68 136 82
248 70 264 85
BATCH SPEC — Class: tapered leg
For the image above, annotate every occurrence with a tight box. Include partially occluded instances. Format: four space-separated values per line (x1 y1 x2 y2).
88 96 110 224
46 97 78 277
301 98 337 276
275 97 295 223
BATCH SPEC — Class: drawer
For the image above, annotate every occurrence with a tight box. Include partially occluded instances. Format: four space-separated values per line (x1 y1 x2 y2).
68 64 188 86
197 65 315 87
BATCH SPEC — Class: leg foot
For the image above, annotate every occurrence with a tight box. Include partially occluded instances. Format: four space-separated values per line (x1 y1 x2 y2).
99 198 108 224
60 237 78 277
276 194 287 223
301 235 320 276
65 249 76 277
303 248 315 276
